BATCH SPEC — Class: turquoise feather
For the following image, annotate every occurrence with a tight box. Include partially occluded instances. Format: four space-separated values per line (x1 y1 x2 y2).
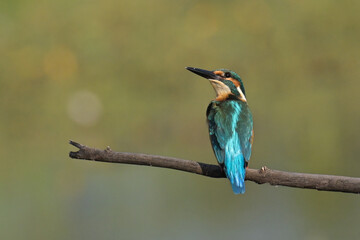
207 100 253 194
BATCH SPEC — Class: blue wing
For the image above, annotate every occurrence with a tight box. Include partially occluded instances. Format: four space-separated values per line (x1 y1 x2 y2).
207 100 253 194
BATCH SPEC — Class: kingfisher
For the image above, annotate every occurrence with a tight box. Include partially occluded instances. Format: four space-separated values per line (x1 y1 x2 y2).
186 67 254 194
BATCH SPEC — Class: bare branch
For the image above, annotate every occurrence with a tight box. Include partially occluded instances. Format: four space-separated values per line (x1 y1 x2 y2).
69 140 360 194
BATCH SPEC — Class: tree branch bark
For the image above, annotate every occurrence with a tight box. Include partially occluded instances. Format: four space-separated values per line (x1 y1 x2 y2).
69 140 360 194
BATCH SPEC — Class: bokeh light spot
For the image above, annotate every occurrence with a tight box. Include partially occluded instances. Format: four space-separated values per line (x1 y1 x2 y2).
67 90 103 126
43 46 78 82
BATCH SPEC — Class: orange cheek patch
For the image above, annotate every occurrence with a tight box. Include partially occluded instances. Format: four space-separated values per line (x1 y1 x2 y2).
229 78 240 87
214 70 224 76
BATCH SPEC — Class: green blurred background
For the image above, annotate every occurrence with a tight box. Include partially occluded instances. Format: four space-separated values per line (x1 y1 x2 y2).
1 0 359 239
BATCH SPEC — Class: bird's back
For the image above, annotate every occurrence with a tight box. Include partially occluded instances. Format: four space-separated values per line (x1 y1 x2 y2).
207 99 253 194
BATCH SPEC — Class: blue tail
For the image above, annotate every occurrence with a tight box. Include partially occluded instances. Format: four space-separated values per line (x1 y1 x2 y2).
230 177 245 194
224 151 246 194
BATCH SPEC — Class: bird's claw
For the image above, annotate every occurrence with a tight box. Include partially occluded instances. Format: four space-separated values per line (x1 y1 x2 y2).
259 166 268 174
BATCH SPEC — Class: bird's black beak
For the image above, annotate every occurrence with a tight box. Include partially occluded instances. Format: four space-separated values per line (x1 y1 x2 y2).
186 67 220 80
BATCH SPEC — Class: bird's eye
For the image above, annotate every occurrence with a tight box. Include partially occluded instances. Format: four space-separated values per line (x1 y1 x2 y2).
224 72 231 78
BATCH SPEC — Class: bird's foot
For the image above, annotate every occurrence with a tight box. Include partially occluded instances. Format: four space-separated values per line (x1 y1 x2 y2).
259 166 268 174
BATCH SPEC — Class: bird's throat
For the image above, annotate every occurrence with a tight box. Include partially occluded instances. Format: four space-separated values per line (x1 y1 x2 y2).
210 80 232 101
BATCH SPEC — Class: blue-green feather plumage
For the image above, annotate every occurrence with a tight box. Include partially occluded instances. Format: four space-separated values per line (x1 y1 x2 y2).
207 100 253 194
185 66 253 194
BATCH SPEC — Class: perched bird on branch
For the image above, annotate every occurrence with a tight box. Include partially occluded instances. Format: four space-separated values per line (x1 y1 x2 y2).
186 67 254 194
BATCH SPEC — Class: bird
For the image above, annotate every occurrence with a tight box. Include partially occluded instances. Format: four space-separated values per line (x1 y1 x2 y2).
186 67 254 194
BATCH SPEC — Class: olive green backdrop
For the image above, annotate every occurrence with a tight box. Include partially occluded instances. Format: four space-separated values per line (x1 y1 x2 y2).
1 0 359 239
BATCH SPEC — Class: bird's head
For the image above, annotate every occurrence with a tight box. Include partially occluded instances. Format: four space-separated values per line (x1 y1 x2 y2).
186 67 246 102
